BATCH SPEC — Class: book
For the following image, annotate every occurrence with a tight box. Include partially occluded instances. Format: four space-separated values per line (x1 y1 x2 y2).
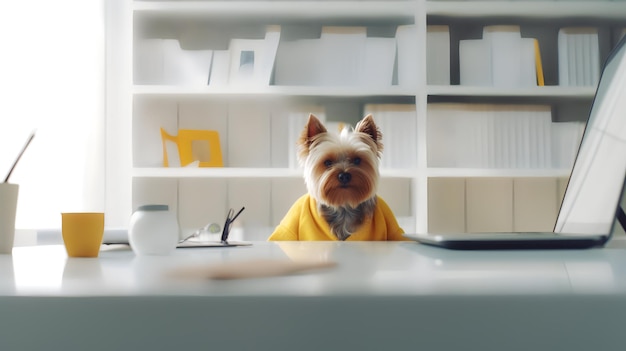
319 26 367 85
459 39 491 86
558 27 600 87
363 104 417 169
426 103 554 169
460 26 540 87
427 25 450 85
362 37 396 86
273 38 320 86
395 24 419 87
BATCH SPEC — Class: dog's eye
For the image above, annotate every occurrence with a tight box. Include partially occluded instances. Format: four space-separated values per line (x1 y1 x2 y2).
324 160 333 168
352 157 361 165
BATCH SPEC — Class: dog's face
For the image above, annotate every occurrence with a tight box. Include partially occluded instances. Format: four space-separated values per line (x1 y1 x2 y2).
298 114 383 209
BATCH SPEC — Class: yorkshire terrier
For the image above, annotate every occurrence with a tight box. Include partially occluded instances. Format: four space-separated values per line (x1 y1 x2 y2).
268 114 405 241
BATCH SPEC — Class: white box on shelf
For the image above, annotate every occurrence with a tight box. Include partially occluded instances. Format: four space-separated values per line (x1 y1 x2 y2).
459 39 492 86
484 26 524 87
460 26 538 87
396 24 419 88
362 37 396 86
319 26 367 85
275 39 321 86
427 25 450 85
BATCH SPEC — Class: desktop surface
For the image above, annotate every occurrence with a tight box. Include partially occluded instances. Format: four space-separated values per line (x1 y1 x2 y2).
3 240 626 296
2 241 626 351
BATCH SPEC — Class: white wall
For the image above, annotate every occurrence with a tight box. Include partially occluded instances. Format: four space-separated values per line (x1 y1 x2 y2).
0 1 105 229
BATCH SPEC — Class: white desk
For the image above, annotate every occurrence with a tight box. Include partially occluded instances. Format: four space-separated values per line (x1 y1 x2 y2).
2 240 626 351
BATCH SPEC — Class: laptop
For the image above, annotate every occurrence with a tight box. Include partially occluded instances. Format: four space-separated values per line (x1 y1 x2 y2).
404 34 626 250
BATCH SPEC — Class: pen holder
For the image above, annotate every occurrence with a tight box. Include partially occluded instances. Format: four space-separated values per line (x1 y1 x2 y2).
129 205 179 255
0 183 19 254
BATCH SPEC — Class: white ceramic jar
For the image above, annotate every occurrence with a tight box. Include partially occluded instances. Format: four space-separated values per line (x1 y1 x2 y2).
129 204 179 255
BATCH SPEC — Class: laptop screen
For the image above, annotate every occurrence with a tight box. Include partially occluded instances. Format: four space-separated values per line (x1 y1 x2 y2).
554 36 626 234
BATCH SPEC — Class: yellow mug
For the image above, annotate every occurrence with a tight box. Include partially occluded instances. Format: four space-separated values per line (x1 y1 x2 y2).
61 213 105 257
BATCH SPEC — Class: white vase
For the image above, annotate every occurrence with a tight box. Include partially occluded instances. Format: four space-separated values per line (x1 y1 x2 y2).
129 205 179 256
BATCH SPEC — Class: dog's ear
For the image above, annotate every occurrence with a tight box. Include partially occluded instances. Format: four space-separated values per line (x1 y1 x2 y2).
304 114 327 139
298 114 327 159
355 114 383 153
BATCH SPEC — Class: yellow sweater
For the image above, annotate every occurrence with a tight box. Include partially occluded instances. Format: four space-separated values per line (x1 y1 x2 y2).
268 194 407 241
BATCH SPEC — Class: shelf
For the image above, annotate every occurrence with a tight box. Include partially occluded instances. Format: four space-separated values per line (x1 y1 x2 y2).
133 167 302 178
132 167 418 179
132 167 571 179
427 85 596 99
426 167 572 178
133 85 417 97
134 86 596 100
427 1 626 20
132 85 418 99
112 0 624 234
134 1 417 22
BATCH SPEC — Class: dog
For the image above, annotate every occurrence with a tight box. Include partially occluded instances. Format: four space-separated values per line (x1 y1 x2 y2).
268 114 406 241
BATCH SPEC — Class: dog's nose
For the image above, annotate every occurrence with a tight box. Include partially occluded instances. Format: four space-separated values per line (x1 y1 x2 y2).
338 172 351 184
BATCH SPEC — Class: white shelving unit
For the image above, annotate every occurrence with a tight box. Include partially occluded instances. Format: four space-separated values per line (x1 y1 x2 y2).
105 0 626 238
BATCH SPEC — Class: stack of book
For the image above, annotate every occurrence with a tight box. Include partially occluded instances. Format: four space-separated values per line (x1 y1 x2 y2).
427 25 450 85
427 103 584 169
274 26 398 86
363 104 417 169
459 26 543 87
558 27 600 87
